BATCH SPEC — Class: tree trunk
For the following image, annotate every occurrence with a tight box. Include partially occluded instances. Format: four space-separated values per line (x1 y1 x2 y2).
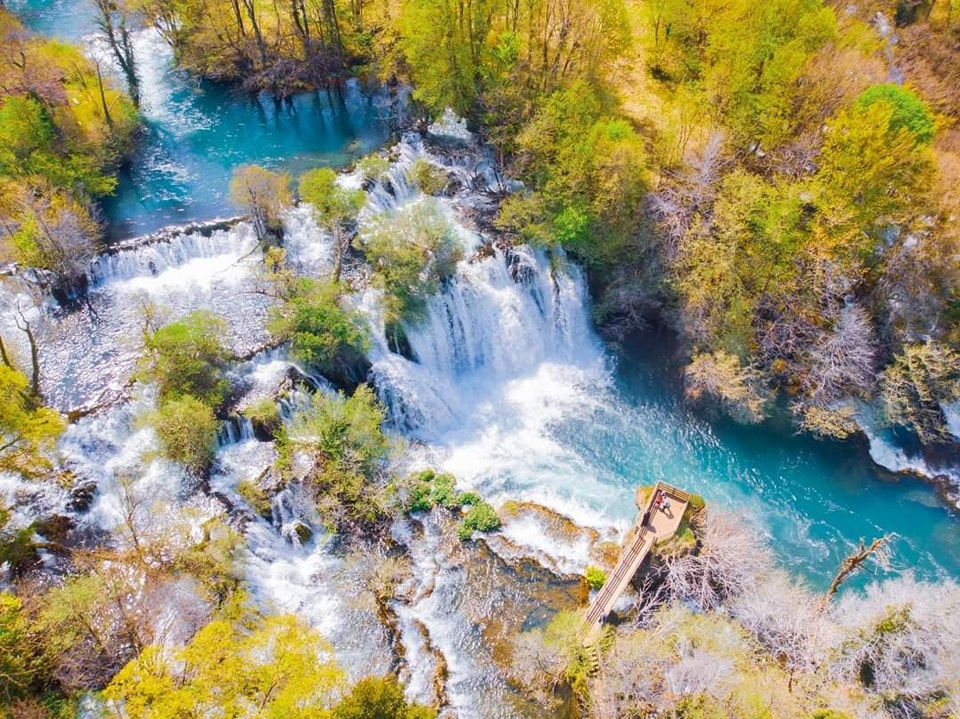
95 0 140 107
819 535 891 610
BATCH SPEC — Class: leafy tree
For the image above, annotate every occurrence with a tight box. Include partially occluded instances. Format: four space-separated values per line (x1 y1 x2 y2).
298 167 365 282
0 592 47 702
880 341 960 442
103 603 345 718
230 165 292 242
814 98 935 262
358 199 462 326
150 395 219 473
285 385 392 534
685 351 769 424
332 676 435 719
267 272 368 381
0 364 63 476
854 84 935 145
139 311 230 408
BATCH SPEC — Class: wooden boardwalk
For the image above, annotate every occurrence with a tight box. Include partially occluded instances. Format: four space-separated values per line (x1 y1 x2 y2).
584 481 690 628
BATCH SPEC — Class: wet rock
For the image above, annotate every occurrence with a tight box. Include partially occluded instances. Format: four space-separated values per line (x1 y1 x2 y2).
69 480 98 513
293 521 314 545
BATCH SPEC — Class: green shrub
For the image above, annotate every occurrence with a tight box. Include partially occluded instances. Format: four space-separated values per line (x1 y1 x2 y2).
408 158 448 195
584 565 606 590
457 500 500 540
458 491 481 506
236 479 272 519
268 277 369 376
855 84 934 144
151 396 219 473
358 154 391 182
687 493 706 511
358 199 463 325
140 311 230 408
333 675 436 719
245 399 282 440
407 469 460 512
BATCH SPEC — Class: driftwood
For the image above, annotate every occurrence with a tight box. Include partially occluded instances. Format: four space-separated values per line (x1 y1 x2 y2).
820 534 892 610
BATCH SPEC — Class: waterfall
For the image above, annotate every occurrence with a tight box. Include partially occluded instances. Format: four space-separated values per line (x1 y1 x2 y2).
366 244 600 439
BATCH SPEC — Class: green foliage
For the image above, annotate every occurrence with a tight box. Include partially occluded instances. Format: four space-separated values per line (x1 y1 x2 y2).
408 159 448 195
504 85 647 266
139 311 230 408
236 479 272 519
332 675 436 719
289 385 389 478
855 84 935 145
103 602 345 718
244 398 282 440
406 469 461 512
0 10 137 275
287 385 392 534
0 364 64 476
300 168 365 225
457 500 501 541
268 276 368 377
584 566 607 590
810 711 853 719
229 165 291 240
150 395 219 473
0 592 47 703
359 200 463 325
648 0 837 147
815 98 935 258
357 154 391 182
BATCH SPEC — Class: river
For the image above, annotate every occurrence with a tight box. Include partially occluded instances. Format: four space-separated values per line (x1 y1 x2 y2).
3 3 960 716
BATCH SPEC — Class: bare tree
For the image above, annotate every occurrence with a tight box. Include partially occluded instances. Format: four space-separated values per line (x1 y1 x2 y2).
830 576 960 716
803 304 878 407
657 510 773 610
94 0 140 107
648 131 727 263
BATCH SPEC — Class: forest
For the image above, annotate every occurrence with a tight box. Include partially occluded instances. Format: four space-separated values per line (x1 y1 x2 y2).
1 0 960 717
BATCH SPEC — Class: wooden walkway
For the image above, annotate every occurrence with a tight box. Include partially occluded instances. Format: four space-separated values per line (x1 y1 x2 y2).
584 481 690 629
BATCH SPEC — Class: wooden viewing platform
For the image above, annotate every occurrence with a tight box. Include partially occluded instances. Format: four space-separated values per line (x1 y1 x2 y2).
584 481 691 629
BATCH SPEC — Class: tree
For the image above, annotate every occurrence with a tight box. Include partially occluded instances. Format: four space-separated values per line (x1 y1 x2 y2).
139 311 230 408
150 395 219 474
103 604 345 718
298 167 364 282
814 98 935 262
285 385 391 534
267 274 368 381
333 676 435 719
880 341 960 442
855 84 935 145
94 0 140 107
358 199 462 327
0 364 63 476
229 165 291 241
684 351 769 424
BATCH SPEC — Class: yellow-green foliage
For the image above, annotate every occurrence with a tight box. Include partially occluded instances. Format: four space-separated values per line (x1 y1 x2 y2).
358 199 463 326
103 599 345 717
0 10 137 274
236 479 272 519
0 364 64 476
